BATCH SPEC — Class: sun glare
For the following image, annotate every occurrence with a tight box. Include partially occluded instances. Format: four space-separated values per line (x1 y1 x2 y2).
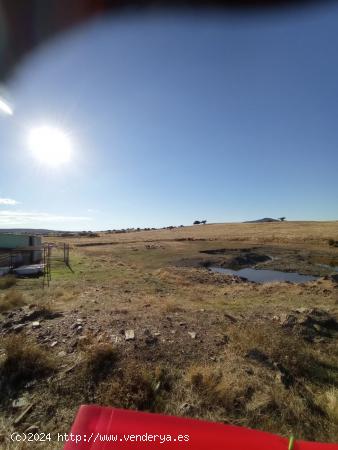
0 97 13 115
28 126 72 167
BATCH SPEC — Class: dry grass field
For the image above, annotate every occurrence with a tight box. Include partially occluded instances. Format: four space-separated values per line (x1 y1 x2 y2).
0 221 338 448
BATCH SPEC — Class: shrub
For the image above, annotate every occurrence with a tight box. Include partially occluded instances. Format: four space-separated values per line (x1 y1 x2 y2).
0 335 55 397
82 343 119 383
0 289 25 312
228 322 322 382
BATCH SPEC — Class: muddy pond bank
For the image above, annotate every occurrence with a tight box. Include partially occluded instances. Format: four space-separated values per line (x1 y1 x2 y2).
175 245 338 278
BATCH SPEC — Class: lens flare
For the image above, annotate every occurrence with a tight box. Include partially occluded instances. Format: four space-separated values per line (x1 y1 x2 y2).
0 97 13 115
28 126 72 167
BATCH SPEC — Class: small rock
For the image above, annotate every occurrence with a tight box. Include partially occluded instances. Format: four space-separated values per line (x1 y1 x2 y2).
58 351 67 358
188 331 197 339
50 341 58 348
12 397 28 408
279 314 297 327
153 332 161 336
294 307 308 314
32 321 40 328
179 322 187 327
75 325 83 333
125 329 135 341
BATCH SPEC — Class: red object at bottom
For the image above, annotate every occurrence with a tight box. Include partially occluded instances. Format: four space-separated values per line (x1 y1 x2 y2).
63 405 338 450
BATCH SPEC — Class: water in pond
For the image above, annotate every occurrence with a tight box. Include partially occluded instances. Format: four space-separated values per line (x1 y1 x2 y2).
210 267 318 283
316 264 338 272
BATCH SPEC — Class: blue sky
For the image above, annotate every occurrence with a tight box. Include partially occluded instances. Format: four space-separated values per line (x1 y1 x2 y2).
0 5 337 230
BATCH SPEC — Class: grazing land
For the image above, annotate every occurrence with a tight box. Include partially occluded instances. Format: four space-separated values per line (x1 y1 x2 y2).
1 221 338 448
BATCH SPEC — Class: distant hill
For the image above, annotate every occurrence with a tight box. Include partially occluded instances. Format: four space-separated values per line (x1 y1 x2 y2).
0 228 58 235
244 218 280 223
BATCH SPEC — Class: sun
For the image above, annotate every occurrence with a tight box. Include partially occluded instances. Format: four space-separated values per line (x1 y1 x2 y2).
28 126 72 167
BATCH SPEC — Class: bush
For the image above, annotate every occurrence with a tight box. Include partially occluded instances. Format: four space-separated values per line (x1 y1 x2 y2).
228 322 322 382
82 343 119 383
0 336 55 397
0 289 25 312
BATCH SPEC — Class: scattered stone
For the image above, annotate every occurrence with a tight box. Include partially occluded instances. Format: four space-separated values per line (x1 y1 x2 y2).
75 325 83 333
179 322 187 327
32 321 40 328
125 329 135 341
188 332 197 339
50 341 58 348
279 314 297 327
154 332 161 336
58 351 67 358
293 307 308 314
12 397 28 408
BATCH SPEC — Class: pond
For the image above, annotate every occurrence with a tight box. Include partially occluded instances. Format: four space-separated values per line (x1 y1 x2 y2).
209 267 318 283
316 264 338 272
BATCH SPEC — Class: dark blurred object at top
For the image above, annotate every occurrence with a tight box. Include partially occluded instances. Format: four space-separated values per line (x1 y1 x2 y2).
0 0 335 80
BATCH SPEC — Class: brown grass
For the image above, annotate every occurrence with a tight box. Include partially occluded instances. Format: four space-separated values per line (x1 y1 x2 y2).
82 343 119 383
0 289 25 312
0 275 17 290
227 322 335 385
97 364 174 412
0 335 55 400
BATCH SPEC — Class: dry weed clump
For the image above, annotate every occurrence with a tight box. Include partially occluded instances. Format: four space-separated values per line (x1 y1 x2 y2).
184 353 334 440
0 289 25 312
0 335 55 398
97 364 174 412
227 322 318 381
82 343 119 383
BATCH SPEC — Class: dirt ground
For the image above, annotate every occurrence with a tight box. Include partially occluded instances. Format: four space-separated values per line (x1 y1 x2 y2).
0 221 338 448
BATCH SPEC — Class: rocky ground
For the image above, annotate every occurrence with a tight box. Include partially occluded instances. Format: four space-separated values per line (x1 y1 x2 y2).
0 222 338 447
